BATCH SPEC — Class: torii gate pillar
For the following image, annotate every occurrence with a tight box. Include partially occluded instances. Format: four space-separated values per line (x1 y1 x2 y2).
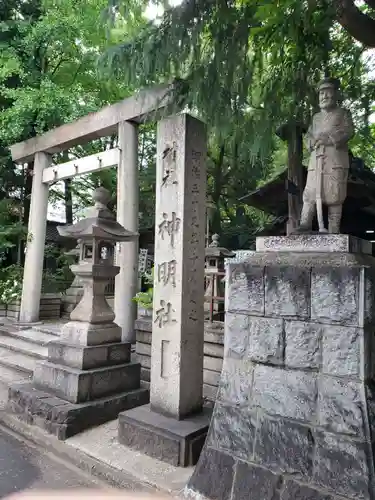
115 121 139 343
20 152 51 323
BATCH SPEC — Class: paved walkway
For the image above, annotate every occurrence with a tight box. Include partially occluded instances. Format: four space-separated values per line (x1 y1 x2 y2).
0 426 101 498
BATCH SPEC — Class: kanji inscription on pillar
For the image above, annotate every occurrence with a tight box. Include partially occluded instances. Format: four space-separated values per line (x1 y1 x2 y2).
151 114 207 420
154 300 176 327
157 260 177 287
162 142 178 186
158 212 181 247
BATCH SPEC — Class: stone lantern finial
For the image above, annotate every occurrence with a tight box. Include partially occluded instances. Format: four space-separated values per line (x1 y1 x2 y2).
209 234 220 248
93 187 111 208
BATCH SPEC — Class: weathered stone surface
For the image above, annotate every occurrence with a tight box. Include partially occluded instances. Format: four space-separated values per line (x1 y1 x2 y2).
140 367 150 382
256 234 372 255
321 325 361 377
118 404 210 467
8 382 149 440
318 376 364 436
252 365 317 421
225 313 249 358
248 317 284 365
218 357 253 407
204 370 221 387
254 417 313 477
207 403 256 461
135 342 151 357
119 419 180 466
188 246 375 499
226 264 265 315
204 343 224 358
265 267 310 318
203 384 218 402
136 330 152 344
203 356 223 372
226 251 375 270
285 321 322 369
232 461 281 500
149 114 206 421
188 447 235 500
363 267 375 327
280 480 333 500
311 268 359 325
59 321 122 346
48 341 131 369
313 431 372 500
365 381 375 437
34 360 141 403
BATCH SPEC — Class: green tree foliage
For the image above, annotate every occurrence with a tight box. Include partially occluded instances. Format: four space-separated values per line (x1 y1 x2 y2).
106 0 373 155
104 0 375 247
0 0 149 259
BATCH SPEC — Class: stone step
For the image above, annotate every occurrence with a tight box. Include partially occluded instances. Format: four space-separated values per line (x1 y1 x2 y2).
32 323 63 336
0 363 31 386
0 335 47 359
0 326 57 346
0 346 36 377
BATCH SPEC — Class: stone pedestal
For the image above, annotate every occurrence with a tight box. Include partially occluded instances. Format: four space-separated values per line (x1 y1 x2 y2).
118 114 210 467
187 234 375 500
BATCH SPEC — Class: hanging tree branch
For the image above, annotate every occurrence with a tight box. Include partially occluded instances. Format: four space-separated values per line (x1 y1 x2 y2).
333 0 375 47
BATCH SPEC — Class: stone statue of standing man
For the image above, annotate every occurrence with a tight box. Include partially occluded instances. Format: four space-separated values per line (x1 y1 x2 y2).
298 77 354 234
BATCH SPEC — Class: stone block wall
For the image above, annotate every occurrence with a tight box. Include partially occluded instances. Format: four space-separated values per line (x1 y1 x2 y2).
188 257 375 500
134 318 224 405
4 294 61 321
0 304 6 317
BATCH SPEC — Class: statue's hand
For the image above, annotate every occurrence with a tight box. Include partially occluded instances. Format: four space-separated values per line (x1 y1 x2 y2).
315 133 334 147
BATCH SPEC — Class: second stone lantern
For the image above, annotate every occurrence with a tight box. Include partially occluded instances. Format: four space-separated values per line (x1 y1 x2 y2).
11 187 149 439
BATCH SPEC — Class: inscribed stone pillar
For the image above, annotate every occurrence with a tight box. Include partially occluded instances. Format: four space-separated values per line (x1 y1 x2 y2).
115 121 139 343
118 114 210 467
150 113 206 418
20 152 51 323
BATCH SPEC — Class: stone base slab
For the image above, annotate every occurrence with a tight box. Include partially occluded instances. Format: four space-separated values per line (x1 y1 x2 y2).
60 321 121 346
118 404 211 467
256 234 372 254
34 360 141 403
48 340 131 370
8 382 149 440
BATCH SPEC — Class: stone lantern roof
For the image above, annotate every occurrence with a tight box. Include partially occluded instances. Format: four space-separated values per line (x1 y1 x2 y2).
205 234 235 258
57 187 137 242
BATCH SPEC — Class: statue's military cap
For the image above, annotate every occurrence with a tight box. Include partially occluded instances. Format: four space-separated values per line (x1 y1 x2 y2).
318 77 340 91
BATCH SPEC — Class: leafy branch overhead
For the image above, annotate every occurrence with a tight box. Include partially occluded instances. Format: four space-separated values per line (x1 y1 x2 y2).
105 0 374 161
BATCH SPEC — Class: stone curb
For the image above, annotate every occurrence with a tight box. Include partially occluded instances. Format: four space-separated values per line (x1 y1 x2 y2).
0 409 171 495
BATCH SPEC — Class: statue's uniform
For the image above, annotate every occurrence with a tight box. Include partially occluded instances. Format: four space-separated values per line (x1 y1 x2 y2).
303 107 354 207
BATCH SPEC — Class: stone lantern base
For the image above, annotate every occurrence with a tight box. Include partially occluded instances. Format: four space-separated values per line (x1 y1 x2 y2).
8 318 148 439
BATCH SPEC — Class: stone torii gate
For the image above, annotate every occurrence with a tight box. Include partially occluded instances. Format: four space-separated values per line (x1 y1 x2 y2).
9 85 210 457
10 84 172 342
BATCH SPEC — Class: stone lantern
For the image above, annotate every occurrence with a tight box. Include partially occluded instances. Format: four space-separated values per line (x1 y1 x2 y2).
12 187 149 439
57 187 126 328
205 234 235 321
